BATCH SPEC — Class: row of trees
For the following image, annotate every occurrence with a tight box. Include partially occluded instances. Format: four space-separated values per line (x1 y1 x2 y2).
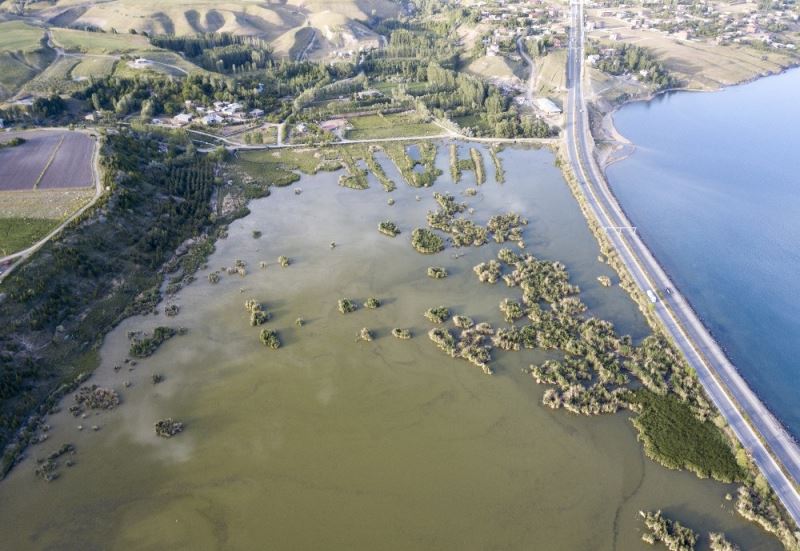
0 95 66 124
150 33 273 73
150 33 269 57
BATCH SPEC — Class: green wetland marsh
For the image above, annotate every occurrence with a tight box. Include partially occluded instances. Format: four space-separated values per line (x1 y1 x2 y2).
0 144 781 550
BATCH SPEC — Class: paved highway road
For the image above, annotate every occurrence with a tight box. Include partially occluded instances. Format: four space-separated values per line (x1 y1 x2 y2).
564 0 800 525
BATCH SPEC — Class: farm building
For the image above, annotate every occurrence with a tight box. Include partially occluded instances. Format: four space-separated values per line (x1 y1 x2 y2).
201 114 223 125
173 113 193 125
319 119 348 133
534 97 562 114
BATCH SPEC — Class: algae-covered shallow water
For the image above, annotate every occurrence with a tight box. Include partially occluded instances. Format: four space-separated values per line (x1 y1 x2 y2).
0 144 780 550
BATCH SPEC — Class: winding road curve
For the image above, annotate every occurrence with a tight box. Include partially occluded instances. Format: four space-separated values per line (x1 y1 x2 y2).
565 0 800 525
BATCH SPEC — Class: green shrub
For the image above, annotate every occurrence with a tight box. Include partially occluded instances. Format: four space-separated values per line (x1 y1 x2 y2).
632 391 743 483
259 328 281 349
411 228 444 254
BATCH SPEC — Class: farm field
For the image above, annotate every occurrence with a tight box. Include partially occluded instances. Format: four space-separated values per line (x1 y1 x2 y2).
0 188 96 219
50 27 154 54
0 187 94 256
0 130 95 190
372 81 429 95
0 21 45 52
236 125 278 145
344 113 443 140
0 218 59 257
71 57 118 80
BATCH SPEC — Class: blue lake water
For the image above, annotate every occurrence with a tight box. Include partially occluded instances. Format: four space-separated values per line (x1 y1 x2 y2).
607 68 800 437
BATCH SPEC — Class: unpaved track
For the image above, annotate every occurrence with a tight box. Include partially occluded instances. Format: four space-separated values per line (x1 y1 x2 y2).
517 36 536 106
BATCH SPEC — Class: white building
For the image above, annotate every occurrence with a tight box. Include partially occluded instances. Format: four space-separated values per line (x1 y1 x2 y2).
173 113 193 125
202 113 224 125
131 58 153 69
534 97 562 114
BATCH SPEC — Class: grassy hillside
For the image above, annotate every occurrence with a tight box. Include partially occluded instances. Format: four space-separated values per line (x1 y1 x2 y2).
466 55 525 83
0 21 54 100
5 0 399 62
272 26 316 60
9 0 396 37
536 49 567 97
19 56 81 96
0 21 46 52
